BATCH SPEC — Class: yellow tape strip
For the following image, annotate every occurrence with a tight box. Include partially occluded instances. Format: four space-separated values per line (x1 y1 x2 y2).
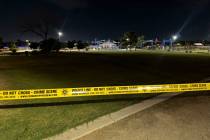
0 83 210 101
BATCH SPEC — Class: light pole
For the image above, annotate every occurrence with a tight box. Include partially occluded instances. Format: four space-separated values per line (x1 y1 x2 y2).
126 38 130 50
58 32 63 41
171 35 178 48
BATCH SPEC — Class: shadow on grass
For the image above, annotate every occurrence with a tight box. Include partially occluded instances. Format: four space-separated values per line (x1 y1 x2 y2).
0 95 155 109
0 92 209 109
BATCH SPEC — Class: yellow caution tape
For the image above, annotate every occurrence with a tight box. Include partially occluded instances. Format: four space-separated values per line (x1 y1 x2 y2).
0 83 210 101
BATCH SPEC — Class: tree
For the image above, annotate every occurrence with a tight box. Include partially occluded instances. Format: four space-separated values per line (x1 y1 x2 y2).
77 41 89 50
21 19 51 40
9 42 17 53
21 11 63 40
67 41 76 49
16 39 23 46
120 32 138 49
29 42 40 49
136 35 145 48
40 38 62 53
0 36 3 48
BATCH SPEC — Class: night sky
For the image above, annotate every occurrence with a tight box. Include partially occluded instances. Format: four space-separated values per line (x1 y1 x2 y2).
0 0 210 41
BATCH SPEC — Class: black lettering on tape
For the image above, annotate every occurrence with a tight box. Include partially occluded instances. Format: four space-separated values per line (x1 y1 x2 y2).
72 89 83 92
18 91 30 95
34 90 46 94
180 85 188 88
3 92 8 95
46 90 57 93
94 88 99 91
119 87 129 90
84 88 91 91
199 84 206 87
106 87 116 91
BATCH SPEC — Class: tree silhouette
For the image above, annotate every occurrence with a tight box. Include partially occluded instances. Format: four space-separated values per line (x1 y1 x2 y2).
0 36 3 48
136 35 145 48
20 9 63 40
120 32 138 49
40 38 62 53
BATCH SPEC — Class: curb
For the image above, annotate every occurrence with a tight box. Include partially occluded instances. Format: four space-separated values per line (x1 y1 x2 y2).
46 92 182 140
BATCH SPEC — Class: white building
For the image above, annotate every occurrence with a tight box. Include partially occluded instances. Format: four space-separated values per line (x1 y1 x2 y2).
193 43 204 47
99 40 119 49
89 40 119 50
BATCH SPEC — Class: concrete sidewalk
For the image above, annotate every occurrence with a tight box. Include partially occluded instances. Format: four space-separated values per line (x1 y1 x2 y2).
79 92 210 140
47 92 183 140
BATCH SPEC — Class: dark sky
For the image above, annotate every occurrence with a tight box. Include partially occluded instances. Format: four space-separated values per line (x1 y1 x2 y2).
0 0 210 41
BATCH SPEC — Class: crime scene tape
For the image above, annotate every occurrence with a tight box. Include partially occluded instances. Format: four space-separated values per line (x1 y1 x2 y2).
0 83 210 101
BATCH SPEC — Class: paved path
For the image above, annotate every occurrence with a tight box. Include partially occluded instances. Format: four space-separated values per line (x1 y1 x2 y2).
79 92 210 140
47 92 183 140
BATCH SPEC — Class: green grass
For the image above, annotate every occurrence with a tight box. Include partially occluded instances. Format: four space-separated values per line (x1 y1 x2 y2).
0 51 210 140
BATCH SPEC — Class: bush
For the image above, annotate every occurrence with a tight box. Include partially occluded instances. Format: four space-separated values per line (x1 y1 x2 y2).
29 42 40 49
12 49 16 54
40 38 62 54
9 42 17 54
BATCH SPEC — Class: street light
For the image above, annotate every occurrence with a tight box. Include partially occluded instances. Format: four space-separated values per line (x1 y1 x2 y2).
126 38 131 50
171 35 179 48
58 32 63 40
172 35 178 41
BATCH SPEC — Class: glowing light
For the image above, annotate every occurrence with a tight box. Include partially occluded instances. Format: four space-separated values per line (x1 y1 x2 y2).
172 35 178 41
58 32 63 37
58 32 63 41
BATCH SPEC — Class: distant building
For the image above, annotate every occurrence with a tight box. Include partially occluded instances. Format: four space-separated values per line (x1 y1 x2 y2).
193 43 204 46
89 40 119 50
99 40 119 49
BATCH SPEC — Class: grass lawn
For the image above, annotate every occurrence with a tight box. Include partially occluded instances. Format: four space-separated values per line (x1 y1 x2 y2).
0 51 210 140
